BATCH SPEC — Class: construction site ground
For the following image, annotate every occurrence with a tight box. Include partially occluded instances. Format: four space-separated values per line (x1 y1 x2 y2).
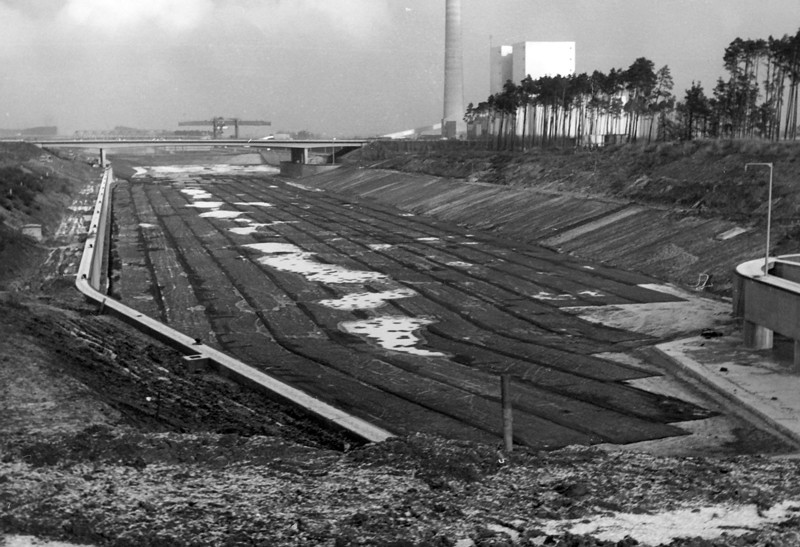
3 143 800 547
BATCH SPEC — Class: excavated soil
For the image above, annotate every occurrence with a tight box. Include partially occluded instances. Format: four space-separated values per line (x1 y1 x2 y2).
4 142 800 546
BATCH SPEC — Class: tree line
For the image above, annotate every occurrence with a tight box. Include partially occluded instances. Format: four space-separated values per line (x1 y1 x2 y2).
465 28 800 149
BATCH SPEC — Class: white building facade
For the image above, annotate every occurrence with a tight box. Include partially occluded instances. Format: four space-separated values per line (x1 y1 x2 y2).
490 41 575 94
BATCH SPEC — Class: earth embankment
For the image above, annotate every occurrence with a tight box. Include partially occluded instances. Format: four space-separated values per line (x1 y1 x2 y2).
328 139 800 296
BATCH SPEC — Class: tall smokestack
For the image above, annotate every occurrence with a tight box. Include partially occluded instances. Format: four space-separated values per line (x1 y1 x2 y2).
443 0 465 137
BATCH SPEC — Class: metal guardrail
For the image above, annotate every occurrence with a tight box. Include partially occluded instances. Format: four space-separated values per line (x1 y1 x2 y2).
75 167 393 444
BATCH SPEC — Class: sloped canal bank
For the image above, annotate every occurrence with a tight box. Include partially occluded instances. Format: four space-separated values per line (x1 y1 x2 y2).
107 164 779 454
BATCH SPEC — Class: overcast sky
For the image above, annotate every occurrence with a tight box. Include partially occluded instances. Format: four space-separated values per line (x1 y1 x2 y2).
1 0 798 137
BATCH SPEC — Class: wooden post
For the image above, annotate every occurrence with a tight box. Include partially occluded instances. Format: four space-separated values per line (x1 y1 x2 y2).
501 374 513 452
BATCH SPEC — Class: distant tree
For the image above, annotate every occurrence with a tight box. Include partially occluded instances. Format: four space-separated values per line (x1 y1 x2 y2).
622 57 657 141
680 81 712 139
519 75 535 150
647 65 675 142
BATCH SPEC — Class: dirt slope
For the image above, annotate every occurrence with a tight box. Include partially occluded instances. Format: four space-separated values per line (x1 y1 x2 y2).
336 140 800 296
350 140 800 226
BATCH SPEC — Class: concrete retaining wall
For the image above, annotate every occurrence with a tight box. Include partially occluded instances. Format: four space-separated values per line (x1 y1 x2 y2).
302 167 768 295
734 256 800 365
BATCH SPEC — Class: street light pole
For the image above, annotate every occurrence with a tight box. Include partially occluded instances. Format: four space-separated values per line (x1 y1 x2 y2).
745 162 774 276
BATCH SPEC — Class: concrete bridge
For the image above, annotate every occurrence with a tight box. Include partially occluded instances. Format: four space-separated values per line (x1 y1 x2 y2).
28 138 371 177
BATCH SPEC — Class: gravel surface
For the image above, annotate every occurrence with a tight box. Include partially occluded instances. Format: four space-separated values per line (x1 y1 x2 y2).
4 430 800 546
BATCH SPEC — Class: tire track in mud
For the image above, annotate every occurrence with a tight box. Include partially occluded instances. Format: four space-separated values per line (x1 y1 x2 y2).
213 180 711 427
159 183 586 447
142 181 500 444
236 179 675 349
270 181 682 305
115 175 713 449
224 181 652 361
111 183 166 321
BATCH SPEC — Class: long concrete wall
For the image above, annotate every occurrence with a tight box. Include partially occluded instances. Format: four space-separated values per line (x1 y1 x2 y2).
299 167 768 296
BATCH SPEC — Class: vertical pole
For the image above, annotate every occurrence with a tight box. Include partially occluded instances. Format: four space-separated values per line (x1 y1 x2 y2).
501 374 513 452
765 165 773 275
745 163 774 276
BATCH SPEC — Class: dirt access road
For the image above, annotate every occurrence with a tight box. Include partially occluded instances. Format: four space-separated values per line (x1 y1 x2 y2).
111 163 741 451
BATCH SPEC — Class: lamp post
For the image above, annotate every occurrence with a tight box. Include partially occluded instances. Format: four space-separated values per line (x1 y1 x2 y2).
745 162 774 276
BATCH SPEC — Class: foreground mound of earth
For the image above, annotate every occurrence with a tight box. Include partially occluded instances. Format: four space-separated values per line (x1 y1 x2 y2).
4 428 800 547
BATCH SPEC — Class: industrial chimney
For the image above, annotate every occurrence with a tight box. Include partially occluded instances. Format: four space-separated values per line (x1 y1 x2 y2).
443 0 465 138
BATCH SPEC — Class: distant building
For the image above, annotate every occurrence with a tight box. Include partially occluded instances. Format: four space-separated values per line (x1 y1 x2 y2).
490 41 575 94
489 45 514 96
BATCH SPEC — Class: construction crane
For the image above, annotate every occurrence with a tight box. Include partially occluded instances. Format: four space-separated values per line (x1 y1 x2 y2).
178 117 271 139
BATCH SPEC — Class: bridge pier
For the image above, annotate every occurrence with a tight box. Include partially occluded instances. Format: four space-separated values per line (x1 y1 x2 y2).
100 148 107 167
290 148 309 164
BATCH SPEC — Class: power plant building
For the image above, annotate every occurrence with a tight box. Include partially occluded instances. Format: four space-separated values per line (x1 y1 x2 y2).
490 41 576 94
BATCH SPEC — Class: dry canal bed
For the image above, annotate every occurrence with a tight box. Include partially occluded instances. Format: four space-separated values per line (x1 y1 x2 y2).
110 166 714 450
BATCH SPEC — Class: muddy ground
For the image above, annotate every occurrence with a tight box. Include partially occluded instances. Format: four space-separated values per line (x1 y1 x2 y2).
3 142 800 546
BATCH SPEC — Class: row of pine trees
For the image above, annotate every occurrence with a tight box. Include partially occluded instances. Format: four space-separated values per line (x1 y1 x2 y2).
465 29 800 149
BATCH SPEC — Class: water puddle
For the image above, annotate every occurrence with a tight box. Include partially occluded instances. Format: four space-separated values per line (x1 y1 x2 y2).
229 224 270 235
186 201 225 209
340 316 444 356
180 188 213 200
199 210 245 219
532 291 575 301
319 288 417 310
244 242 387 284
244 242 304 254
284 181 323 192
133 165 279 179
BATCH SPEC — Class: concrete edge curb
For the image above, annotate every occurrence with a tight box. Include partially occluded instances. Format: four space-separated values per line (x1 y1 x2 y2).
75 167 393 445
652 342 800 448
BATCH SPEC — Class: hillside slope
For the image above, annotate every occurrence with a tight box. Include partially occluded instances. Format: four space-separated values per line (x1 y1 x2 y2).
336 140 800 296
351 140 800 225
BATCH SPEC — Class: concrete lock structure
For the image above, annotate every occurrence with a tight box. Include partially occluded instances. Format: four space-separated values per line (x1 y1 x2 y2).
734 255 800 369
